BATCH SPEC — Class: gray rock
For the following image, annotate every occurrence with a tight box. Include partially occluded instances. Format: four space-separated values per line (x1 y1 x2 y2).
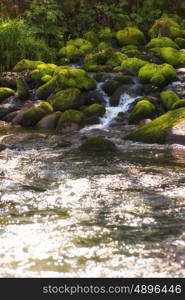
166 121 185 145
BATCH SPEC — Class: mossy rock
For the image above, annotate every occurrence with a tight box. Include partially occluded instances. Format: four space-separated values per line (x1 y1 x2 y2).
57 109 84 130
84 104 105 117
84 48 113 66
115 57 147 73
83 90 104 105
36 76 57 99
58 45 83 63
138 63 176 87
31 63 57 81
97 41 111 51
146 37 179 49
16 77 29 100
80 136 117 152
0 87 15 102
160 91 180 111
36 111 62 130
13 59 43 72
83 31 99 46
102 80 120 96
149 18 182 39
50 88 84 111
84 115 100 125
121 45 138 52
175 37 185 49
98 27 112 42
128 100 156 124
67 38 93 54
41 75 52 82
20 102 53 127
106 52 128 68
126 107 185 144
171 99 185 110
151 47 185 67
116 27 146 46
57 68 96 91
83 64 111 72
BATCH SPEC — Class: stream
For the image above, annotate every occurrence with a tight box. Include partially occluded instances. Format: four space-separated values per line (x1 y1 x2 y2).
0 72 185 278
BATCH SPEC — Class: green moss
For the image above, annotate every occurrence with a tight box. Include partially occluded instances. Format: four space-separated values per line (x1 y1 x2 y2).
58 45 83 63
126 108 185 144
83 64 111 72
128 100 156 124
84 104 105 117
149 18 181 39
31 63 57 81
106 52 127 68
97 42 111 51
57 68 96 91
175 37 185 48
117 57 147 73
138 63 176 86
41 75 52 82
152 47 185 67
67 38 93 53
80 136 117 152
50 88 84 111
150 74 166 87
13 59 43 72
146 37 179 49
16 77 29 100
116 27 146 46
20 102 53 127
102 80 120 96
57 109 84 130
98 27 112 42
0 87 15 102
160 91 180 111
83 31 99 46
171 99 185 110
36 76 57 99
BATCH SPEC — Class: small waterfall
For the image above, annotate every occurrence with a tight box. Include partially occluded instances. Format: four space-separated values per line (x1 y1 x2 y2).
82 78 140 132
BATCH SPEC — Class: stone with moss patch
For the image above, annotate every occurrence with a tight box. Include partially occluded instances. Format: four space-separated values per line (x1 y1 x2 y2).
84 104 105 117
126 107 185 144
57 109 84 131
13 59 43 72
20 102 53 127
128 100 156 124
149 18 182 39
115 57 147 73
138 63 176 86
171 99 185 110
116 27 146 46
146 37 179 49
50 88 84 111
57 68 96 91
36 76 57 99
31 63 57 81
0 87 15 102
16 77 29 100
160 90 180 111
151 47 185 67
80 136 117 152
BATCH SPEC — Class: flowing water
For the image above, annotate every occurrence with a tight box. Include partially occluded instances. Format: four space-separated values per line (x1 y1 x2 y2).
0 76 185 278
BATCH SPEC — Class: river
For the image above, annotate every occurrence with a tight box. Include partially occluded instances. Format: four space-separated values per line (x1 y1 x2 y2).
0 72 185 277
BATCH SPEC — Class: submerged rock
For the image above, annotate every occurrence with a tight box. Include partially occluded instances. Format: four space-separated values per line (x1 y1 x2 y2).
80 136 117 152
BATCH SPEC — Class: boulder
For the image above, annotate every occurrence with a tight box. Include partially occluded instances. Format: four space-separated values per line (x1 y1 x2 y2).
128 100 156 124
79 136 117 152
16 77 30 100
160 90 180 111
0 87 15 102
50 88 84 111
116 27 146 46
57 109 84 132
13 59 43 72
36 111 61 130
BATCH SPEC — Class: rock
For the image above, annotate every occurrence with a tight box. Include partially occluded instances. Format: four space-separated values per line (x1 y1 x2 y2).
20 102 53 127
166 121 185 145
16 77 30 100
106 52 128 68
83 90 104 105
110 85 129 106
114 57 147 73
56 109 84 132
57 68 96 91
172 99 185 110
36 76 57 99
149 18 182 39
13 59 44 72
79 136 117 152
126 107 185 144
0 144 6 152
138 63 177 87
128 100 156 124
11 101 36 125
114 75 135 85
102 80 121 96
30 63 57 81
160 90 180 111
0 120 11 128
50 88 84 111
116 27 146 46
146 37 179 49
151 47 185 68
0 87 15 102
36 112 62 130
84 104 105 117
0 103 18 119
175 38 185 49
136 119 152 127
